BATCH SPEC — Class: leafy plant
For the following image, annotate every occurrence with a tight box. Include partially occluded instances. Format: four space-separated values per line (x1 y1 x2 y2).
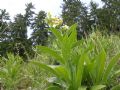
25 55 51 90
0 54 32 90
0 54 23 90
81 38 120 89
111 84 120 90
32 24 84 90
31 24 120 90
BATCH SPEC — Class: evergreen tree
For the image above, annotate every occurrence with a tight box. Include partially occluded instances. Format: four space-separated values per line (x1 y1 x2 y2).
62 0 91 39
31 11 48 46
89 1 99 27
62 0 82 26
89 0 120 31
101 0 120 31
0 9 12 57
10 3 35 60
24 2 35 26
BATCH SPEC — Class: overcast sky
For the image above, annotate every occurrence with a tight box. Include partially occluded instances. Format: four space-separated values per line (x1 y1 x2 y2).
0 0 102 37
0 0 102 19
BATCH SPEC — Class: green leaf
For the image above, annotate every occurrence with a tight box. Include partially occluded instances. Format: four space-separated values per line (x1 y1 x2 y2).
31 61 59 77
78 86 87 90
61 24 77 61
69 24 77 34
112 70 120 77
36 46 64 64
96 49 106 83
111 84 120 90
49 28 63 41
76 53 85 88
46 86 63 90
68 24 77 46
91 85 106 90
102 53 120 82
53 65 70 82
72 40 84 48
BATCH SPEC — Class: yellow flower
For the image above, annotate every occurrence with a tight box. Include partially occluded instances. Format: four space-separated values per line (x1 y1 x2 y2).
45 12 63 27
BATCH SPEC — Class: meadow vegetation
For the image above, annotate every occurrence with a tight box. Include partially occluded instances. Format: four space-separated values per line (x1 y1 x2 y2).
0 0 120 90
0 25 120 90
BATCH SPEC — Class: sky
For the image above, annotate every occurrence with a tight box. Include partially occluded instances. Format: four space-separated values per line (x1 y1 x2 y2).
0 0 102 37
0 0 102 19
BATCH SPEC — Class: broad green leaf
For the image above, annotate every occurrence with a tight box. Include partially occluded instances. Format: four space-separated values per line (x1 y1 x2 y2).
91 85 106 90
61 38 71 62
96 49 106 83
36 46 64 64
76 53 85 88
69 24 77 34
61 43 71 61
49 28 63 42
68 24 77 47
85 62 95 83
71 49 80 65
111 84 120 90
102 53 120 82
49 28 63 49
31 61 59 77
78 86 87 90
46 86 63 90
112 70 120 77
50 65 70 82
72 40 84 48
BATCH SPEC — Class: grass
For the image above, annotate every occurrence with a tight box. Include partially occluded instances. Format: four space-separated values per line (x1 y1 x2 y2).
0 28 120 90
31 26 120 90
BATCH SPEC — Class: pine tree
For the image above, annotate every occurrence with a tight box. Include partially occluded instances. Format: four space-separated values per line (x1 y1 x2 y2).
10 3 35 60
62 0 83 26
31 11 48 46
101 0 120 31
62 0 91 39
0 9 12 57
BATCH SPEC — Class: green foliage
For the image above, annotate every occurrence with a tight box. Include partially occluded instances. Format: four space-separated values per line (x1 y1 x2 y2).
46 86 63 90
25 2 35 26
0 25 120 89
0 54 23 89
62 0 90 39
62 0 83 26
0 9 12 57
0 4 35 59
0 54 50 90
32 24 85 90
87 31 120 87
90 85 106 90
0 1 120 89
62 0 120 35
9 3 35 60
111 84 120 90
23 53 52 89
31 25 120 90
30 11 48 46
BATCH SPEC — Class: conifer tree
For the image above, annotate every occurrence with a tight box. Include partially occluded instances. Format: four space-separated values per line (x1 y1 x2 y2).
31 11 48 46
0 9 11 57
10 3 35 60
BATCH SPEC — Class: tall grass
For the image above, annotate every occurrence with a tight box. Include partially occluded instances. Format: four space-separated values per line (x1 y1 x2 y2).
31 25 120 90
0 26 120 90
